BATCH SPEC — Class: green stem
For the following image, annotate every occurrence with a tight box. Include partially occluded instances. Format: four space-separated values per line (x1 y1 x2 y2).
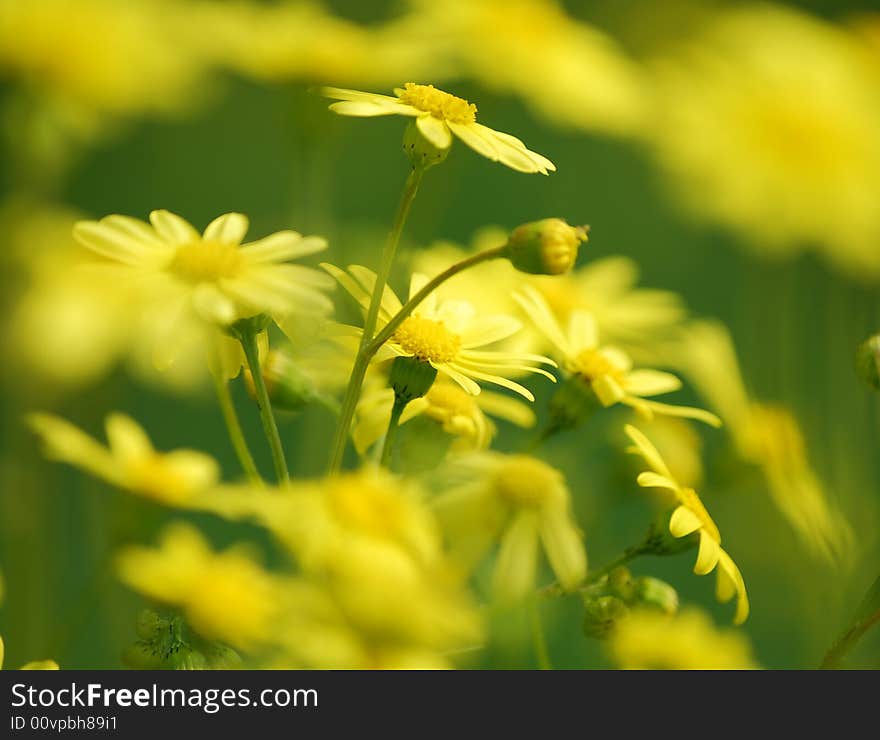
541 544 647 597
820 574 880 669
528 598 552 670
379 395 409 468
327 167 424 473
239 330 289 484
212 372 262 484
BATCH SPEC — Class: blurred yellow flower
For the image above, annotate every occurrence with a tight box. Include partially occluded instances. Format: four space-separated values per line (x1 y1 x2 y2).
323 83 555 174
609 608 758 670
647 4 880 278
675 320 853 563
116 523 281 651
517 286 719 425
0 636 59 670
402 0 645 136
626 424 749 624
323 264 556 400
354 377 535 454
28 412 219 506
434 453 586 602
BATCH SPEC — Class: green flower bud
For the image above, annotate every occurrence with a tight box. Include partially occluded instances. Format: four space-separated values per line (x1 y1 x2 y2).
504 218 588 275
634 576 679 615
389 355 438 403
226 313 272 338
856 334 880 390
244 351 340 414
121 643 167 670
607 567 637 602
582 594 629 639
403 120 450 170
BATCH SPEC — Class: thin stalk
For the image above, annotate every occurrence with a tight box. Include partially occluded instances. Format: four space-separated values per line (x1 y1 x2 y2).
541 544 648 598
528 598 552 670
821 574 880 669
239 331 289 484
212 372 262 484
379 395 408 468
327 167 424 473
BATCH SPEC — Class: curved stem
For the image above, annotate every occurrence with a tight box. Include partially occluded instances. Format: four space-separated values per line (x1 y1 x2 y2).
541 544 648 598
239 331 289 484
212 372 262 484
365 244 508 357
379 395 408 468
821 574 880 669
327 167 424 473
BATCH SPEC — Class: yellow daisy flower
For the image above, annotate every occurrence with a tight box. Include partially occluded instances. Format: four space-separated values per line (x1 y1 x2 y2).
353 376 535 454
609 608 758 670
116 523 281 651
322 83 556 174
74 210 333 327
433 453 587 602
625 424 749 624
516 285 720 425
322 264 556 401
28 412 219 506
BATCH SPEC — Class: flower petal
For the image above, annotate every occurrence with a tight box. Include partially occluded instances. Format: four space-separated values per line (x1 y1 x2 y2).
203 213 249 244
240 233 327 263
669 504 703 538
149 210 199 244
539 504 587 590
416 115 453 149
693 530 722 575
492 511 540 603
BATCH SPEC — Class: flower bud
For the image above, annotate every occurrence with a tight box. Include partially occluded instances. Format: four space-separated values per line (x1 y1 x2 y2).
135 609 162 641
634 576 679 615
607 567 637 602
504 218 588 275
389 355 438 403
856 334 880 390
403 120 450 170
582 595 629 639
244 351 340 414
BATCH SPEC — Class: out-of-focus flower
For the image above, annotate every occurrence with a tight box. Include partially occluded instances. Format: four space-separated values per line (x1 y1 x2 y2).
517 286 719 425
625 416 704 490
323 83 555 174
354 377 535 454
0 636 59 670
401 0 646 136
530 256 688 358
191 468 483 666
116 523 281 651
323 264 556 400
626 424 749 624
192 1 438 87
433 453 587 602
73 210 333 378
647 4 880 279
28 412 219 506
609 608 758 669
675 320 853 563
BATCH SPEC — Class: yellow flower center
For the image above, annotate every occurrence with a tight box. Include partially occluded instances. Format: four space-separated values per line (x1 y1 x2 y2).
493 455 564 508
327 476 409 541
393 316 461 364
169 239 243 283
572 349 625 382
398 83 477 124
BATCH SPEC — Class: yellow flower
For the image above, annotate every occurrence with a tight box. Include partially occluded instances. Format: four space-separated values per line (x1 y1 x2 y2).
74 210 333 326
354 376 535 454
530 255 688 356
517 286 719 425
28 412 219 506
609 608 758 670
192 469 482 662
322 83 555 174
625 424 749 624
647 4 880 278
434 453 587 602
116 523 281 651
674 320 853 563
323 264 556 400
